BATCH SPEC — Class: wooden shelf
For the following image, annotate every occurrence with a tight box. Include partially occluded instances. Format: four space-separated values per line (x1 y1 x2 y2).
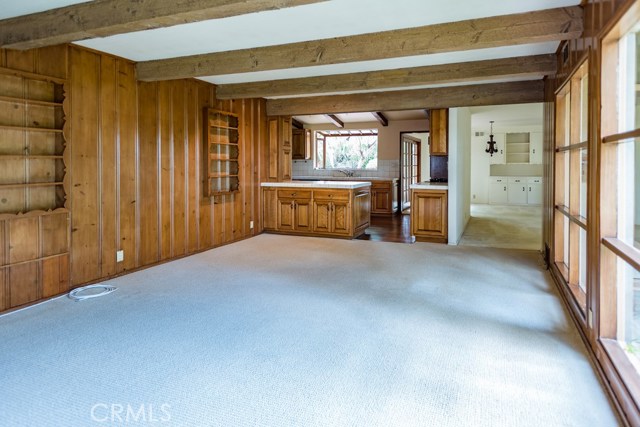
0 95 63 107
205 109 240 196
0 155 64 159
0 182 63 189
0 124 63 133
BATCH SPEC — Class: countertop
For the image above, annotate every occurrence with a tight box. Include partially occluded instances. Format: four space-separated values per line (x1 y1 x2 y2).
261 181 372 189
410 182 449 190
293 176 398 182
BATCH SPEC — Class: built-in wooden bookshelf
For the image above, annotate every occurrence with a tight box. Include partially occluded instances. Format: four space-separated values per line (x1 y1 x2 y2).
0 72 67 214
204 108 240 195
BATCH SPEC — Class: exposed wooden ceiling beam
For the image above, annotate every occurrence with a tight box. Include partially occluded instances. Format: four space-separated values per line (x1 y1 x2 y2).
372 112 388 127
326 114 344 128
137 6 582 81
0 0 328 50
266 80 544 116
216 54 556 99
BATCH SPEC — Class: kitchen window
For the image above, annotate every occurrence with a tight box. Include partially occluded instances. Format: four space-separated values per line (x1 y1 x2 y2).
314 129 378 170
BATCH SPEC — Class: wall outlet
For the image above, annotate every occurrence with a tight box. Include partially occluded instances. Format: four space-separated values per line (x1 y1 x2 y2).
250 221 254 229
472 194 476 199
116 250 124 263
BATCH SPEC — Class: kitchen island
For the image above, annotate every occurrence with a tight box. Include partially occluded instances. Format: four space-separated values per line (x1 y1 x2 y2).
262 181 371 239
410 182 448 243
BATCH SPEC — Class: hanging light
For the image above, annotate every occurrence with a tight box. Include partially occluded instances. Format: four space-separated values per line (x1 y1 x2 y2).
485 120 498 156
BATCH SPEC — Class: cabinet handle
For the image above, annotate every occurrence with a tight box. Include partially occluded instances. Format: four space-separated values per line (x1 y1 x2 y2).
522 187 525 191
504 186 506 191
529 187 531 192
292 192 297 196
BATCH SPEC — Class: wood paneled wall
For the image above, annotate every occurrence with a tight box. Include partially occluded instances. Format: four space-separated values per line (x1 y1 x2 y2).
0 44 268 311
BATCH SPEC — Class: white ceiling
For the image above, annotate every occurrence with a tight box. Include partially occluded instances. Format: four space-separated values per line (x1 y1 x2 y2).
471 103 543 131
295 110 429 125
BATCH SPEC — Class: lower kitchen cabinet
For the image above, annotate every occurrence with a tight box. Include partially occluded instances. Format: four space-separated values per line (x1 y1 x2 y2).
262 185 370 239
411 189 448 243
371 179 399 215
489 176 542 205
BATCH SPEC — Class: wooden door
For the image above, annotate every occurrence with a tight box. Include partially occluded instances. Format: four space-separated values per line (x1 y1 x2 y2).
332 200 351 235
312 200 332 233
280 148 292 181
372 187 390 213
292 129 310 160
401 136 421 210
277 199 295 231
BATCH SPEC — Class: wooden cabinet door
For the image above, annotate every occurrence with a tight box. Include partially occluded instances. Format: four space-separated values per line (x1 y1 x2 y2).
294 199 313 232
263 188 278 230
313 200 332 233
277 199 295 231
411 190 447 241
332 200 351 235
280 148 292 181
292 129 310 160
429 109 448 155
372 188 390 213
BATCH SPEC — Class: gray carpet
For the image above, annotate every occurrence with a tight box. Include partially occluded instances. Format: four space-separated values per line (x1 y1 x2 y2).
0 235 619 426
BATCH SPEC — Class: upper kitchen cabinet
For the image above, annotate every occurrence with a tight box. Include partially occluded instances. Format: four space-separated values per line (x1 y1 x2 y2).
429 109 448 155
503 132 542 164
529 132 542 164
267 116 292 181
292 128 311 160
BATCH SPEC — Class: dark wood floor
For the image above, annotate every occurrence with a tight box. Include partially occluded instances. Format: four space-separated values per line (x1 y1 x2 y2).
357 213 414 243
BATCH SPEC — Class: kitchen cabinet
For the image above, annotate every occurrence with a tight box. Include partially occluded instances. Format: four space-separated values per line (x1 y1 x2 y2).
489 177 508 204
371 179 398 215
529 132 543 164
527 177 543 205
261 183 370 239
507 177 528 204
267 116 292 181
429 109 448 155
505 133 530 164
277 189 312 232
489 176 543 205
411 189 448 243
292 128 311 160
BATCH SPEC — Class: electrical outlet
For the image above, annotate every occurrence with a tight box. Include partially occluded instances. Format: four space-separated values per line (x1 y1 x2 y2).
116 250 124 263
250 221 254 229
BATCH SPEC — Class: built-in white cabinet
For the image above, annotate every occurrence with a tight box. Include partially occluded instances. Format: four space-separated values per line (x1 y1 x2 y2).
529 132 543 164
489 176 542 205
527 177 543 205
505 133 530 164
489 177 508 204
507 177 528 204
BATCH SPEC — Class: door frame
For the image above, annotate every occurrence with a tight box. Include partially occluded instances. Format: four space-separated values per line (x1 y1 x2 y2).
399 131 427 211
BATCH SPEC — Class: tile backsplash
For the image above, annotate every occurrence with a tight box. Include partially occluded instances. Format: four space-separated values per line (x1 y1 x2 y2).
292 159 400 179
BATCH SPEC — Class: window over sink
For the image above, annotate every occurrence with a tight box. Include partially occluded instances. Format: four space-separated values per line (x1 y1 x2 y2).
314 129 378 170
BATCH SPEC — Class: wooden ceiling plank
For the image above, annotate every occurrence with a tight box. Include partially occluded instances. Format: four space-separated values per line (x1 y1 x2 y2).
216 54 556 99
137 6 582 81
372 112 389 127
326 114 344 128
0 0 328 50
266 80 545 116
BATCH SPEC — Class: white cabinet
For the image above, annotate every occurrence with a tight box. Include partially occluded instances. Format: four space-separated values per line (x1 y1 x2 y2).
505 133 530 164
527 177 543 205
530 132 543 164
489 176 542 205
489 177 508 204
507 177 528 204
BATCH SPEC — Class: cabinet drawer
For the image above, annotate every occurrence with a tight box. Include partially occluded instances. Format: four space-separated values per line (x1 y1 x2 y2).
371 181 391 190
508 177 525 184
277 189 311 199
489 176 507 184
313 189 350 200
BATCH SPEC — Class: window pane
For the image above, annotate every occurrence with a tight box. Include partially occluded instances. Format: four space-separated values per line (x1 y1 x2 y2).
324 133 378 170
617 139 640 248
580 148 588 218
580 74 589 143
315 136 324 169
617 258 640 371
579 227 587 292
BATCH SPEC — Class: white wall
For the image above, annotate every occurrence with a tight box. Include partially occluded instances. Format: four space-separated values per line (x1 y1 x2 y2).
448 107 471 245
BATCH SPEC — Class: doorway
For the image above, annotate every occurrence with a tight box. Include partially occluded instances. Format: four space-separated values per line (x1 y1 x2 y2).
400 132 429 213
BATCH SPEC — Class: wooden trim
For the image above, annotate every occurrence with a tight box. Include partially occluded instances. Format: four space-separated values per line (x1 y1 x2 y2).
556 141 588 152
137 7 583 81
266 80 544 116
602 128 640 144
0 0 329 50
215 54 557 99
372 112 388 127
0 66 66 84
555 204 587 230
602 237 640 273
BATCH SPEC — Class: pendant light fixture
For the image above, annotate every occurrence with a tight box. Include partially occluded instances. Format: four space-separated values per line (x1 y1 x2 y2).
485 120 498 156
